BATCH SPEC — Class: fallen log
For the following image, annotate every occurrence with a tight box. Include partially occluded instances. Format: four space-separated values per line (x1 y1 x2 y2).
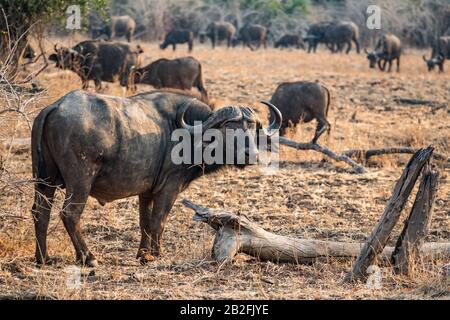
181 199 449 264
393 98 447 108
279 137 366 173
343 147 449 164
345 147 434 282
393 98 434 105
391 165 439 275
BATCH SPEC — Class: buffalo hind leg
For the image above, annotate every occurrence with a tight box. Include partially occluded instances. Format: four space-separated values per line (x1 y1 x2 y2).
32 184 56 265
346 41 352 54
397 57 400 72
148 186 179 259
387 59 393 72
312 118 331 144
354 38 360 54
136 194 154 264
60 186 97 267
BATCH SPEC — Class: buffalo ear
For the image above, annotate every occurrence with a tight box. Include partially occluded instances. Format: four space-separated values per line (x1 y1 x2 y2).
48 53 58 62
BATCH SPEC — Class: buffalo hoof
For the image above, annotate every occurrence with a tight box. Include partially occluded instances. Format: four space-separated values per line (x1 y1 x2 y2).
137 249 155 265
36 256 60 267
77 256 99 268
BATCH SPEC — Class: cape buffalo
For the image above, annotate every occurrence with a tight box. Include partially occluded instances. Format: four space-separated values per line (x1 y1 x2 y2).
199 21 236 48
304 22 334 53
132 57 208 100
269 81 331 143
160 29 194 52
31 90 282 266
90 15 136 42
325 21 360 54
365 34 401 72
235 24 268 50
274 35 305 49
423 36 450 72
49 40 143 91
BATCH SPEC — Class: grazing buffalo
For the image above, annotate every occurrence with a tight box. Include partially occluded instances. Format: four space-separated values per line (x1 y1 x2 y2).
199 21 236 48
325 21 360 54
365 34 401 72
90 15 136 42
423 36 450 72
235 24 268 50
274 34 305 49
132 57 208 100
31 90 282 266
160 29 194 52
49 40 143 91
269 81 331 143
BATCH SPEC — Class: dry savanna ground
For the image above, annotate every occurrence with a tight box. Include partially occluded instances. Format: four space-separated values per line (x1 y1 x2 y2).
0 36 449 299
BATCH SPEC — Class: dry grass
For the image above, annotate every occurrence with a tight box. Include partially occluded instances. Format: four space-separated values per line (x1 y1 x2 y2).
0 37 449 299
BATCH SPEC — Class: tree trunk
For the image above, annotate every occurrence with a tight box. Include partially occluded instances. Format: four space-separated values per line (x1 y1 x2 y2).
345 147 434 282
391 165 440 275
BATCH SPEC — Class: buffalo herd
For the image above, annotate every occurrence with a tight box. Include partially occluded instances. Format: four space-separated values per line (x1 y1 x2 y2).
30 15 448 267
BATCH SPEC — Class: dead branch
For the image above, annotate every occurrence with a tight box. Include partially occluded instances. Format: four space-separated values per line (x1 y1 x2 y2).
17 36 48 85
182 199 449 264
391 165 439 275
393 98 447 108
345 147 434 282
279 137 366 173
343 147 449 164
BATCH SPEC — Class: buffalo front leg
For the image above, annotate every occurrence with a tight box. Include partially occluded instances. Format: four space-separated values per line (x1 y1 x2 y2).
94 79 102 92
148 187 179 258
82 80 89 90
32 184 56 265
136 194 154 264
60 187 97 267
